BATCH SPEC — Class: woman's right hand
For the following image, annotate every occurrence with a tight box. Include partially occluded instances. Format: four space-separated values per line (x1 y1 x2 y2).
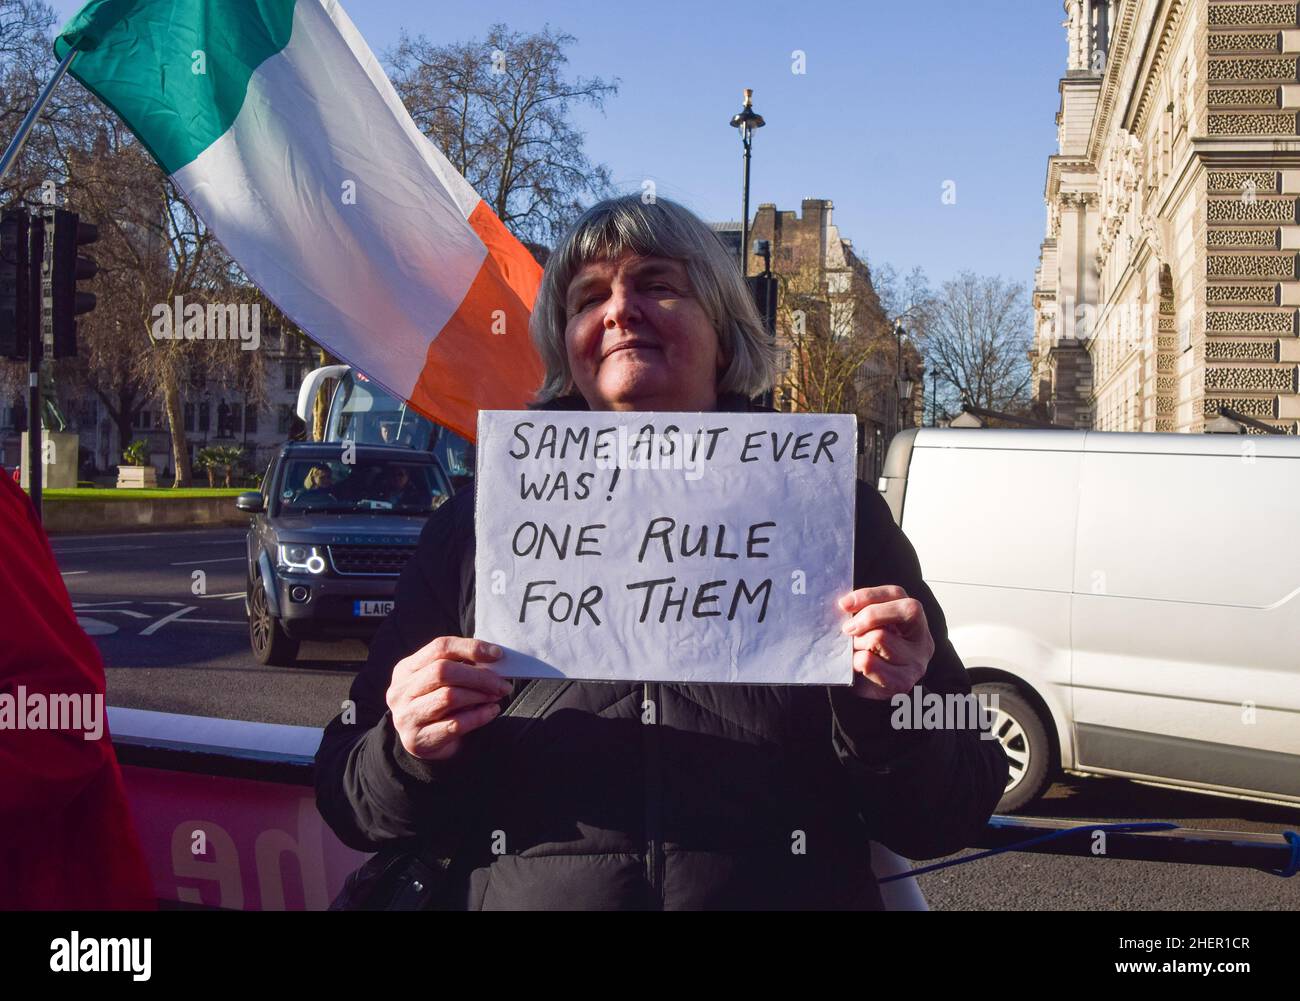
385 637 514 761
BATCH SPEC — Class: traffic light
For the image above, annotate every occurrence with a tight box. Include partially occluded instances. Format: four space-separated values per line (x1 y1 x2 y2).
42 207 97 359
0 210 30 360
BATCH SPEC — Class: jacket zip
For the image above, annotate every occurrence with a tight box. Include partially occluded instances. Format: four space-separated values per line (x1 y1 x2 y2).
643 680 663 909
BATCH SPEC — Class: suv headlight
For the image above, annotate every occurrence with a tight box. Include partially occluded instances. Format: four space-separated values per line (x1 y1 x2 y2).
278 543 327 574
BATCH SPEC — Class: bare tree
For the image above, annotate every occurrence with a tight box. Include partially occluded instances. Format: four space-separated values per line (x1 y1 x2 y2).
917 271 1033 413
775 259 893 416
0 0 66 206
388 23 617 244
59 115 270 485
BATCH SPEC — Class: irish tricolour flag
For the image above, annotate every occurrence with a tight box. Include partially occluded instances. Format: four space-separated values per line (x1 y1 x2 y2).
55 0 544 442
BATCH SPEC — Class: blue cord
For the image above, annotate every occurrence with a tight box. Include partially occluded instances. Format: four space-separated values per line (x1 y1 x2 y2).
878 821 1178 883
881 823 1300 883
1271 831 1299 877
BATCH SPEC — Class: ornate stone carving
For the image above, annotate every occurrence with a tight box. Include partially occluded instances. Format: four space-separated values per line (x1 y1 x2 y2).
1208 86 1281 107
1208 111 1298 135
1205 339 1279 360
1207 196 1297 223
1156 396 1177 414
1206 365 1298 391
1208 4 1298 29
1139 211 1167 263
1208 31 1281 53
1158 336 1178 352
1208 56 1298 81
1206 309 1296 332
1207 169 1279 192
1156 418 1176 432
1207 228 1279 248
1203 395 1277 417
1206 283 1278 304
1156 375 1178 392
1207 252 1299 278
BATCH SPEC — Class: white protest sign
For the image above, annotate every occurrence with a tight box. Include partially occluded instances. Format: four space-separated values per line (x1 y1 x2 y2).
474 410 857 685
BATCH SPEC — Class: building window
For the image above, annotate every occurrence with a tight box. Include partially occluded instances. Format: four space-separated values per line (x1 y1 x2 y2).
183 402 195 433
277 404 294 434
198 402 210 433
133 410 152 430
245 404 259 434
283 361 302 390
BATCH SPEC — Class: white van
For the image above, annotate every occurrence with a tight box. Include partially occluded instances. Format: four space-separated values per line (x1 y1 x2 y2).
878 428 1300 812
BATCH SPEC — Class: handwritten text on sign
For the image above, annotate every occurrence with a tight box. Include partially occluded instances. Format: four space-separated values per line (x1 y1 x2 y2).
474 411 857 684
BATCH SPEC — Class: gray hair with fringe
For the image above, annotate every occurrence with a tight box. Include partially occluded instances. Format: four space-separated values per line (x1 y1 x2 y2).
529 195 777 403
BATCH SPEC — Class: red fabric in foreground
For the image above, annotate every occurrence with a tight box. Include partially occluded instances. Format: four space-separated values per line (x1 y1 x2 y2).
0 476 154 909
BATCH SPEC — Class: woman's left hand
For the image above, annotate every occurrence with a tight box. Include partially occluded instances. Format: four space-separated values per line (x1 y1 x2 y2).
838 585 935 701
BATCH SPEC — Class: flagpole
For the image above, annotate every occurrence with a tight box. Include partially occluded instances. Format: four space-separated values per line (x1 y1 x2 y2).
0 46 78 185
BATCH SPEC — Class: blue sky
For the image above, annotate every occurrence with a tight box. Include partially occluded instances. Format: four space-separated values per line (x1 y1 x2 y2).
51 0 1066 290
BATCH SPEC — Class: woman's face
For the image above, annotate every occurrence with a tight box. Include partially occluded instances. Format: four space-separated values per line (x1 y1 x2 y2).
563 252 724 411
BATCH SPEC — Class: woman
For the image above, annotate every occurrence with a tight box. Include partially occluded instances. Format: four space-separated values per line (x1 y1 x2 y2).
303 464 334 491
315 195 1007 909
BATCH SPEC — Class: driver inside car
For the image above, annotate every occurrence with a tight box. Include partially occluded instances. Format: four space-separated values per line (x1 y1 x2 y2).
294 463 338 508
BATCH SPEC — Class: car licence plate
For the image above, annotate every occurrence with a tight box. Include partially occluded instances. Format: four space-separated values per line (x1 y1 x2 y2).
353 600 394 617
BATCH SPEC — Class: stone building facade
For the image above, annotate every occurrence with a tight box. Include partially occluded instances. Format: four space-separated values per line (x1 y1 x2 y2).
714 199 923 479
1032 0 1300 434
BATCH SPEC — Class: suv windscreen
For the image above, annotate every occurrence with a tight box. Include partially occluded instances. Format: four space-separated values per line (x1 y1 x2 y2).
276 457 449 515
328 377 437 451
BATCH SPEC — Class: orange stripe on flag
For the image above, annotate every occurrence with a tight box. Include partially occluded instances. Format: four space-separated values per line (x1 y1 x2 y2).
408 201 546 442
466 200 542 307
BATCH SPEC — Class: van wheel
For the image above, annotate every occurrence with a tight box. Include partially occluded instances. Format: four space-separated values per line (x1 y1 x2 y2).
975 683 1051 813
249 575 299 667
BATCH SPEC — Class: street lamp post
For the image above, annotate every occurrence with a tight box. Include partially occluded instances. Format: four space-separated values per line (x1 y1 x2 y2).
729 88 765 277
893 320 915 434
750 239 777 409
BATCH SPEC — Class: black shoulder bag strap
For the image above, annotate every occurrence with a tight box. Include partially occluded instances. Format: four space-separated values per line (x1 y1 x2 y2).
329 677 570 911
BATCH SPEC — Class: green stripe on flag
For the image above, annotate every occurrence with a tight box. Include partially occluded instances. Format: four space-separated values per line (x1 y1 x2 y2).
55 0 297 174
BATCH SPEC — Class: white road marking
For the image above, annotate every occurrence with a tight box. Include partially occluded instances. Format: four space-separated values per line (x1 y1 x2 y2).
51 544 150 554
180 618 244 625
60 570 89 576
76 617 119 636
73 608 150 619
140 606 197 636
198 592 247 601
72 600 132 607
169 556 246 566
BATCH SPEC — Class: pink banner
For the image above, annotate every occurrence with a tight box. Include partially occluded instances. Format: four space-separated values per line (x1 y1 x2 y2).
121 765 367 911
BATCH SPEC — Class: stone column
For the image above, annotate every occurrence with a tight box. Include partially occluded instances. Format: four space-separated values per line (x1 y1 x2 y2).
1065 0 1082 71
1094 0 1110 67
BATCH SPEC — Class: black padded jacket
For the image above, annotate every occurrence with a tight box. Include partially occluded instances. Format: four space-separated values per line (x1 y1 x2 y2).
314 392 1008 909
